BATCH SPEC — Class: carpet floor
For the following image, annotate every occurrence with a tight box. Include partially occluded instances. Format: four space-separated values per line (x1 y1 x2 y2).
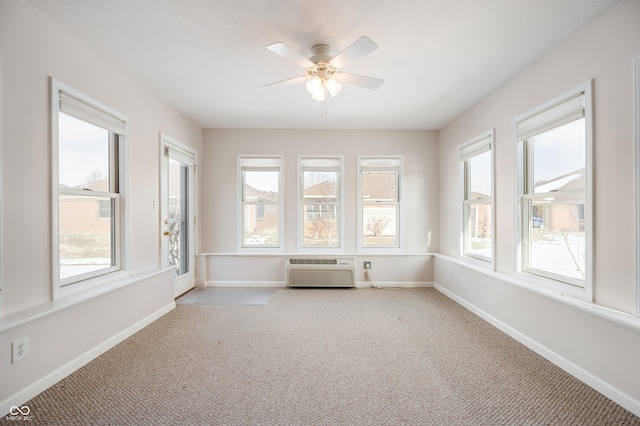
176 287 275 305
15 288 640 425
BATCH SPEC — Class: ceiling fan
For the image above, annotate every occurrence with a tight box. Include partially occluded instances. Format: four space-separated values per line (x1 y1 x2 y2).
260 36 384 102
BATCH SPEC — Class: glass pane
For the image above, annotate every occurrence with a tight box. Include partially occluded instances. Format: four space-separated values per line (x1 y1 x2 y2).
303 203 339 246
467 150 491 199
244 170 279 202
59 194 114 280
169 159 188 277
528 201 585 282
465 203 492 258
362 171 397 201
243 204 279 245
362 204 397 246
303 171 338 201
532 118 585 193
59 112 111 189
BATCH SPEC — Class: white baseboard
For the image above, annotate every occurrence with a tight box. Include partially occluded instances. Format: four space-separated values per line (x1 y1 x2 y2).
205 281 433 289
0 302 175 417
434 283 640 418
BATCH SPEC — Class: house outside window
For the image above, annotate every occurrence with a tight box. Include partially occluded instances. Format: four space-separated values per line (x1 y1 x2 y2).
239 156 283 248
52 79 127 297
459 132 493 262
515 81 593 297
299 156 343 248
358 156 402 249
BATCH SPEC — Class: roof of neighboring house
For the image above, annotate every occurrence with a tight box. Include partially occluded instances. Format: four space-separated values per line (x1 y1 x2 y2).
304 181 338 199
245 184 278 202
534 168 585 193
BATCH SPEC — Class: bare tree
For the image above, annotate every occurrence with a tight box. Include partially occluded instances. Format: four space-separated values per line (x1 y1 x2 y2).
366 215 391 236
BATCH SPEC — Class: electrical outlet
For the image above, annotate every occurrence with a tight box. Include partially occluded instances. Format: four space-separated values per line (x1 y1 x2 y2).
12 337 29 364
363 261 372 270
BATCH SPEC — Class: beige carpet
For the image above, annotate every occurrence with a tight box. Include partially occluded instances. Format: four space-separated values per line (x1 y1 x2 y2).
16 288 640 425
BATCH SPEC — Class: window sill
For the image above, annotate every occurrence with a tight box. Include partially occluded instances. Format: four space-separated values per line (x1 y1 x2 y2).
0 267 173 333
436 254 639 331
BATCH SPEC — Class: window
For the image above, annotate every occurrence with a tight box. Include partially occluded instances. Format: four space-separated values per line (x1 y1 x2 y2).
515 81 592 296
459 132 493 262
299 156 343 248
239 156 282 248
52 80 127 296
358 156 402 248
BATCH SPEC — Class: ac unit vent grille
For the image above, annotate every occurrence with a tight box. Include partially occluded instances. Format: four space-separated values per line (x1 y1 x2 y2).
289 258 337 265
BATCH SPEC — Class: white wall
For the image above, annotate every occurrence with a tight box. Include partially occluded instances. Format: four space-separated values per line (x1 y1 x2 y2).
200 129 438 286
436 0 640 415
0 0 202 411
438 0 639 314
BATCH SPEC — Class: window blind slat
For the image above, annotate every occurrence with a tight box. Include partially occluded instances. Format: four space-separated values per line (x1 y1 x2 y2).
239 157 281 169
59 92 126 134
517 93 584 141
459 136 491 161
360 158 401 169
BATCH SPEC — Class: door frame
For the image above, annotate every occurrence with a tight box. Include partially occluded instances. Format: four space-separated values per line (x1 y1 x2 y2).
160 133 197 298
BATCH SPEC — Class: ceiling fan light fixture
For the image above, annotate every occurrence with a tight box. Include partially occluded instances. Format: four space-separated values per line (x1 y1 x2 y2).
325 78 342 97
310 88 326 102
306 76 326 101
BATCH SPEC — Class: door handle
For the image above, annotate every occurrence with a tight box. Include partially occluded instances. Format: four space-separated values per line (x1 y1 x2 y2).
163 230 172 236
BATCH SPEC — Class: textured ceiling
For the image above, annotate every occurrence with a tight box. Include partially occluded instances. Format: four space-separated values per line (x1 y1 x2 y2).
28 0 618 130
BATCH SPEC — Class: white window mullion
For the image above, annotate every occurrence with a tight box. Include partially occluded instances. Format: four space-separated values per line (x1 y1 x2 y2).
52 79 128 297
459 131 493 263
238 155 283 250
515 81 592 299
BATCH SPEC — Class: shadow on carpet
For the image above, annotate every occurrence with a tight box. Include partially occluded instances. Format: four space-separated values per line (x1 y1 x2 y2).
176 287 274 305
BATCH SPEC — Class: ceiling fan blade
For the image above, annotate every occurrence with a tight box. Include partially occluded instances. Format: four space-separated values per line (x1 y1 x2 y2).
260 75 309 90
266 42 315 68
330 36 378 69
334 72 384 91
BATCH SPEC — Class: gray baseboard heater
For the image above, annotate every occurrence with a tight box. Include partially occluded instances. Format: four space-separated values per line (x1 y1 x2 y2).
286 257 356 288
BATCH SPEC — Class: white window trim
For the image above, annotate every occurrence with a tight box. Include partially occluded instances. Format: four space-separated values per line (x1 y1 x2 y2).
513 80 593 301
51 79 130 299
458 130 494 267
297 155 344 252
237 155 284 253
357 155 404 252
161 133 198 275
635 55 640 316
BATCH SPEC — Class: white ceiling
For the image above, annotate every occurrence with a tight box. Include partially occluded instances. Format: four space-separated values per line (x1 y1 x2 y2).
28 0 618 130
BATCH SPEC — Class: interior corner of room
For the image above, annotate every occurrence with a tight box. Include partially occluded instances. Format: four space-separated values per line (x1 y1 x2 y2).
1 0 640 421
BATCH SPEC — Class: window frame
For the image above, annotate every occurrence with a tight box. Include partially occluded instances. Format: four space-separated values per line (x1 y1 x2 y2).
357 155 403 250
51 79 129 299
514 81 593 300
458 131 494 265
297 155 344 250
635 55 640 316
237 155 284 251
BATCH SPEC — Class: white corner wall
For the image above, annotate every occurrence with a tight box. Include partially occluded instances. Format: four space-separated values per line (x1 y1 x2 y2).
437 0 640 416
200 129 438 286
0 0 202 413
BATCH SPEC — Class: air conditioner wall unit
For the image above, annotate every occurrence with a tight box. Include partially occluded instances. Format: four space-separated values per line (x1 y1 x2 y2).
286 257 356 288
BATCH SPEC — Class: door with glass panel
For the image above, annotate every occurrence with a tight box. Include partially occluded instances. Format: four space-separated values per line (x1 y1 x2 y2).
160 137 196 297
